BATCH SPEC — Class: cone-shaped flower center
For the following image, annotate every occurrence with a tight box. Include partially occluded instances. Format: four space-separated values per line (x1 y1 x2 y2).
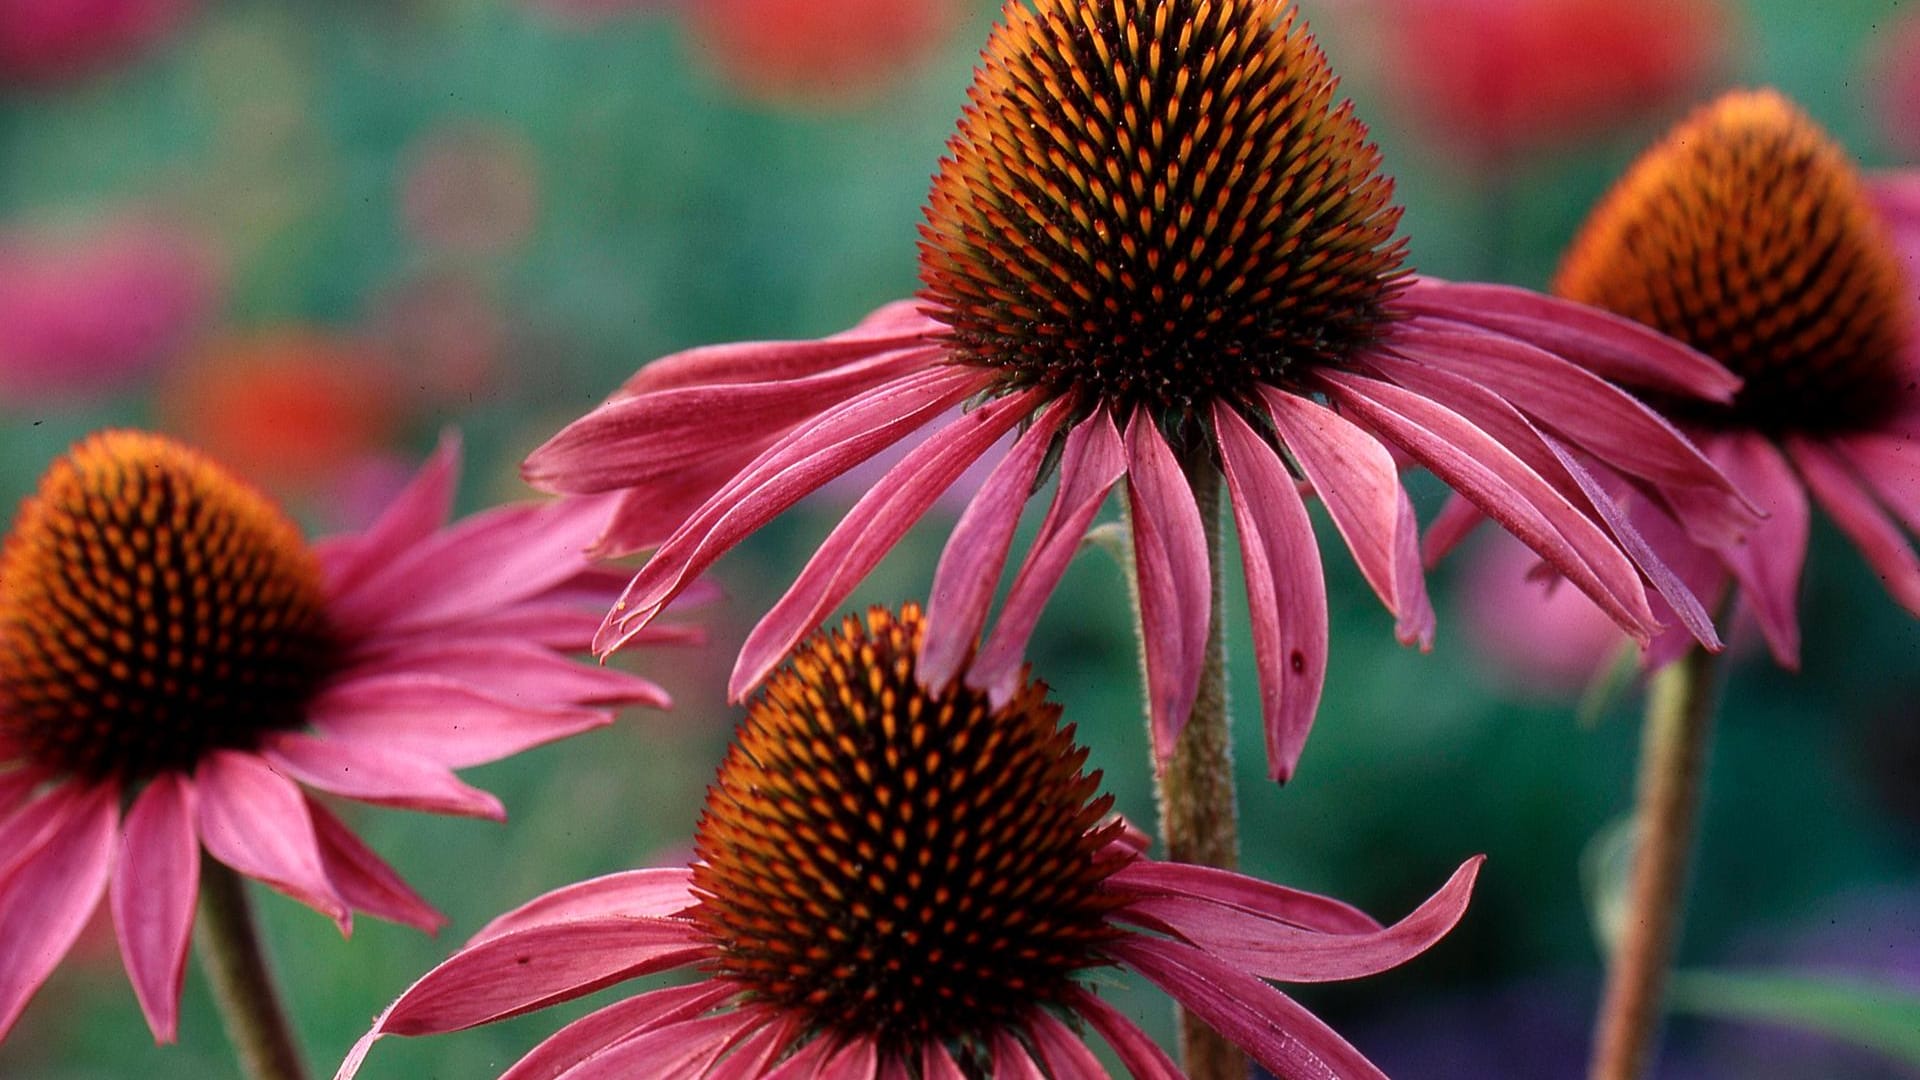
1555 89 1915 433
691 604 1129 1057
919 0 1407 424
0 431 334 783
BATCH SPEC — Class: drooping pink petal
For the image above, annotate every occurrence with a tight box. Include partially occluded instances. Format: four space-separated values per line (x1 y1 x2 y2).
989 1030 1047 1079
110 774 198 1042
318 431 461 598
758 1032 846 1079
306 799 445 933
1788 436 1920 615
1027 1009 1111 1078
1320 368 1660 643
1065 988 1183 1080
1396 279 1740 402
195 751 349 930
1118 856 1482 982
615 300 938 396
1261 386 1432 646
374 917 709 1036
344 641 668 708
0 782 89 883
1111 935 1389 1080
433 603 608 651
0 782 118 1040
1213 402 1329 782
731 388 1043 698
1710 433 1809 668
309 675 610 769
815 1038 880 1080
1123 413 1212 766
705 1013 799 1080
1109 860 1380 935
1838 430 1920 536
498 981 738 1080
264 733 505 821
598 365 991 655
539 1007 760 1080
967 408 1128 702
920 400 1073 691
469 867 699 945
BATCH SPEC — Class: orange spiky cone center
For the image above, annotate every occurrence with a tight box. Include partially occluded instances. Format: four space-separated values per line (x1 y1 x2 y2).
0 431 334 782
919 0 1407 425
1555 89 1915 433
690 604 1130 1059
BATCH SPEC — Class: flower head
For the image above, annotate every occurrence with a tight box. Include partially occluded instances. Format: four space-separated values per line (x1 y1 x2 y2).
0 430 679 1044
529 0 1753 781
340 603 1482 1079
1550 89 1920 667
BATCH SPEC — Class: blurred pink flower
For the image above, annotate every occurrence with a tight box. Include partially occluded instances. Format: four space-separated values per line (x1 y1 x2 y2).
398 124 541 258
1872 6 1920 159
0 219 218 405
0 431 675 1043
0 0 196 86
1458 531 1624 697
1353 0 1729 169
341 604 1482 1080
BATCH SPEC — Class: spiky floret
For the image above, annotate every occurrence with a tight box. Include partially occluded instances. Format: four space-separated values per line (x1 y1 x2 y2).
1555 89 1915 433
919 0 1408 424
0 431 333 782
690 604 1129 1057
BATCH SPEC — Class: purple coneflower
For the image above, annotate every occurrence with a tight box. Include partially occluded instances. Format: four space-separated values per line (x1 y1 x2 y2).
527 0 1752 782
339 604 1480 1079
0 431 679 1042
1549 89 1920 668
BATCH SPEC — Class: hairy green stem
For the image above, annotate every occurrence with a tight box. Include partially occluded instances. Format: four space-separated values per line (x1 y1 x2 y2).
197 856 311 1080
1588 640 1727 1080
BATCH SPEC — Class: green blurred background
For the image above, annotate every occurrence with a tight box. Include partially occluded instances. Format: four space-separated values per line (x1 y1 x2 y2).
1 0 1916 1076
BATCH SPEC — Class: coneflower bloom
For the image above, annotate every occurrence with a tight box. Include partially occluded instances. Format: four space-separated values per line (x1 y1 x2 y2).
528 0 1754 782
339 604 1481 1079
0 431 680 1043
1548 89 1920 668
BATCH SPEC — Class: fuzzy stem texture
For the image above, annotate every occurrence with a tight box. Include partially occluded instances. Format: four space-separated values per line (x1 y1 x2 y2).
1128 458 1244 1080
197 856 311 1080
1588 641 1726 1080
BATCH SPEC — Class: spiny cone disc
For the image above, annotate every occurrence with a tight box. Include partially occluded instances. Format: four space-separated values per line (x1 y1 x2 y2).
691 604 1128 1056
0 431 334 782
1555 88 1915 433
919 0 1408 425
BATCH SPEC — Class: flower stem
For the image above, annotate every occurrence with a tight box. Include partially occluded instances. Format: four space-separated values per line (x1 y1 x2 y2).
197 855 311 1080
1588 641 1726 1080
1128 458 1244 1080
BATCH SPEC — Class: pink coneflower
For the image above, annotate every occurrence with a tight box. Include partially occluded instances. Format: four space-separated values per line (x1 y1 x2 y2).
1550 90 1920 669
0 430 678 1043
527 0 1753 782
340 604 1481 1079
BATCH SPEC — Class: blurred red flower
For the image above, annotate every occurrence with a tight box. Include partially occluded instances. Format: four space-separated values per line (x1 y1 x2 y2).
686 0 965 105
0 0 196 86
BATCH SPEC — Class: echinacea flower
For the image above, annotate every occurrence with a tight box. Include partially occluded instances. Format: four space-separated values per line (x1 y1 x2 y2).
0 430 680 1044
528 0 1754 781
340 603 1481 1079
1547 89 1920 668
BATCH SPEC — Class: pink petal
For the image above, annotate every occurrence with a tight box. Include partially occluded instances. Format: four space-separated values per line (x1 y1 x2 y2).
731 387 1042 698
345 641 668 709
375 916 708 1036
1710 433 1809 668
0 782 118 1040
1123 413 1211 766
1395 279 1740 402
498 981 737 1080
1788 436 1920 616
919 400 1073 691
306 799 445 933
264 733 505 821
544 1007 759 1080
309 675 611 769
1111 935 1389 1080
0 767 43 819
967 408 1128 703
1422 492 1487 567
469 867 699 946
597 365 990 655
1214 403 1329 782
990 1031 1047 1079
1026 1009 1111 1078
917 1042 969 1080
1066 988 1183 1079
617 300 938 396
1320 368 1660 643
319 431 461 598
758 1033 844 1079
1109 860 1380 935
706 1013 800 1080
815 1038 879 1080
0 782 90 884
111 774 199 1042
195 751 349 930
1837 430 1920 536
1117 856 1482 982
1261 386 1432 646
